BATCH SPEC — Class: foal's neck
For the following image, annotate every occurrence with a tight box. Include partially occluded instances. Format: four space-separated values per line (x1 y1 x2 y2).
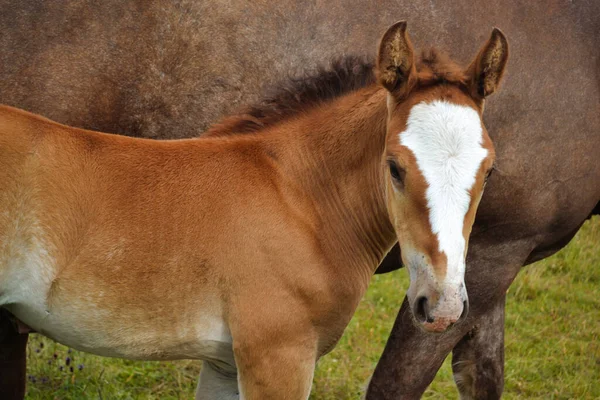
262 85 396 279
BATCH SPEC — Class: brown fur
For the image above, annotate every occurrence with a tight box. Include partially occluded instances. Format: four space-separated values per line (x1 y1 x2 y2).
1 1 599 398
416 49 470 89
0 100 393 397
0 27 503 397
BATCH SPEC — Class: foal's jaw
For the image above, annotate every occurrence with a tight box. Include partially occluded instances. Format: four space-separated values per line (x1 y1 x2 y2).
375 21 508 332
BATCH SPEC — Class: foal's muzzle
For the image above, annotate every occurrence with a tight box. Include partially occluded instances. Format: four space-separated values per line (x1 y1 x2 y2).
410 283 469 333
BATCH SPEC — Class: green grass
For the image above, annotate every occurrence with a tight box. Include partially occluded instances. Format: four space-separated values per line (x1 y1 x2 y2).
25 217 599 399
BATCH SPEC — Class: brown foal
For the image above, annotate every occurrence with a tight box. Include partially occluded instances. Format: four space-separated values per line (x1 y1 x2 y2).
0 23 507 398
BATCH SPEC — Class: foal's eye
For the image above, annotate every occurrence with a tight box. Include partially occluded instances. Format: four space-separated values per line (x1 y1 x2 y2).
388 160 405 186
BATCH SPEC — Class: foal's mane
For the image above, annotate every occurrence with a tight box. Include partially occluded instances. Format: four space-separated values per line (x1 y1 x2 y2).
205 50 465 137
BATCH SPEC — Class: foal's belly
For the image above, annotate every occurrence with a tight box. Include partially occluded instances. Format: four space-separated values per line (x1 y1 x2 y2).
1 260 233 363
5 298 233 362
5 297 232 362
7 303 232 361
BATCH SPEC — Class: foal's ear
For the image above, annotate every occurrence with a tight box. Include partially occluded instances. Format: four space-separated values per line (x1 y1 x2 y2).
466 28 509 99
376 21 417 98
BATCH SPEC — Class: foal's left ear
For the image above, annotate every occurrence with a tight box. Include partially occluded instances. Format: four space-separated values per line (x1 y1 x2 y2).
376 21 417 99
466 28 509 100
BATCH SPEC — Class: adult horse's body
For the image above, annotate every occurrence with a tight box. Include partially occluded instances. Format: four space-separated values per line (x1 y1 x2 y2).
1 0 599 399
0 26 505 398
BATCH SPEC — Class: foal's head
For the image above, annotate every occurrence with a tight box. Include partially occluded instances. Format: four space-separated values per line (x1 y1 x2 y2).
376 22 508 332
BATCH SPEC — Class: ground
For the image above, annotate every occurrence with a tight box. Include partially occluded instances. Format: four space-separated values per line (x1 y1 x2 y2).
24 217 599 399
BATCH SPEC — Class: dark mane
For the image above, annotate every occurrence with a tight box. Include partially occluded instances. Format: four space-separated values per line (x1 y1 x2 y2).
205 50 466 137
205 55 375 136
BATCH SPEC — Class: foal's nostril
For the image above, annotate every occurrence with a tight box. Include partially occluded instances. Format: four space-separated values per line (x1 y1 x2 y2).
413 296 433 323
459 300 469 322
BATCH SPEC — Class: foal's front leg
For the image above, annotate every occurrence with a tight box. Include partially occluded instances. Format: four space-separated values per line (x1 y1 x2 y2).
234 338 316 400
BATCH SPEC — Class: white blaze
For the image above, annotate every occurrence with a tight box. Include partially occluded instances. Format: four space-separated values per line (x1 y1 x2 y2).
399 100 487 284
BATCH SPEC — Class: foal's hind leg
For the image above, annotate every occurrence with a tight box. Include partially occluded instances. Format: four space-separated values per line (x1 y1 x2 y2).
195 361 239 400
452 296 505 400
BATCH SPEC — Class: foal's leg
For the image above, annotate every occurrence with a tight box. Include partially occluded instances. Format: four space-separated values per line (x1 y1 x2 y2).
451 297 506 400
0 310 28 400
195 361 239 400
234 342 316 400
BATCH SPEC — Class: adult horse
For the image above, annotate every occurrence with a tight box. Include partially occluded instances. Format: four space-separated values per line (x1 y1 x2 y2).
1 0 598 399
0 24 505 398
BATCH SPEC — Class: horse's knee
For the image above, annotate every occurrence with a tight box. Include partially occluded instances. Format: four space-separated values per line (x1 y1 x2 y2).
452 310 505 400
453 356 503 400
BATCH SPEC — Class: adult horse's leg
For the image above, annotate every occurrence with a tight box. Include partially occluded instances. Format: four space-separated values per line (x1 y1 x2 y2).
366 240 530 400
451 297 506 400
366 298 472 399
0 310 28 399
444 217 595 400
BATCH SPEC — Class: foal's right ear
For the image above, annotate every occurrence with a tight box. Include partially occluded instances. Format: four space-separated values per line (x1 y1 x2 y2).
376 21 417 98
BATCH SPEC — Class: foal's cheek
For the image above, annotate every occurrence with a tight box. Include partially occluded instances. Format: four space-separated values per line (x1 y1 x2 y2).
385 187 402 225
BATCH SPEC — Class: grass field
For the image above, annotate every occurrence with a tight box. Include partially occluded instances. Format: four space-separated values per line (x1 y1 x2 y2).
25 217 599 399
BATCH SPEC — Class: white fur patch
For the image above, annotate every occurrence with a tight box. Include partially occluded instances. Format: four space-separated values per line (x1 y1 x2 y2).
399 100 487 284
0 223 56 325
